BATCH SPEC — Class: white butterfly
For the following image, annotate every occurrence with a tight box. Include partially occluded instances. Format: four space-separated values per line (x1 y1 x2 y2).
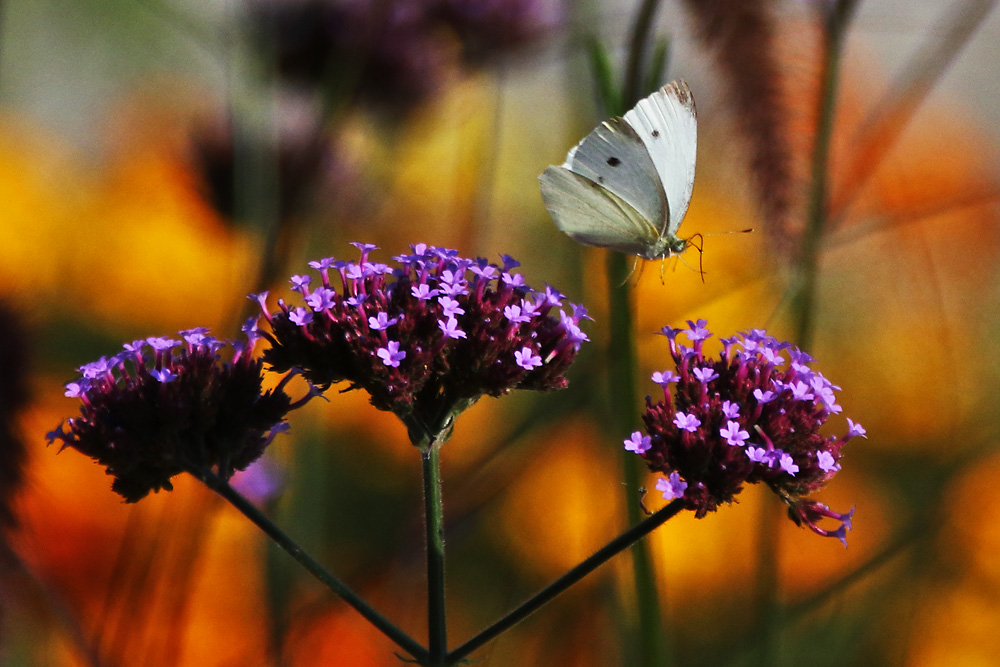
539 80 698 260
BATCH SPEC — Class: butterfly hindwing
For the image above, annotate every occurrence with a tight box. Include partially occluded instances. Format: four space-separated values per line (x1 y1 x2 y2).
622 80 697 238
539 166 662 257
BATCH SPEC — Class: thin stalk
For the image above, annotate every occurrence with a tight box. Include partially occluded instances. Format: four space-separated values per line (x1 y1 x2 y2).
607 254 668 667
624 0 663 105
423 445 448 665
794 0 858 347
829 0 996 223
225 9 287 332
448 500 684 664
199 470 428 663
613 1 670 664
752 493 781 667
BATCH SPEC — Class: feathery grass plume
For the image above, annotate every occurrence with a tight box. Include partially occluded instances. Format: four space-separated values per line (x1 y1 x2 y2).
682 0 795 251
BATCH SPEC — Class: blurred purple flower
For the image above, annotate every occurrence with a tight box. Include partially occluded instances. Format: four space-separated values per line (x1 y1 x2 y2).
250 0 562 113
190 91 330 224
231 453 287 506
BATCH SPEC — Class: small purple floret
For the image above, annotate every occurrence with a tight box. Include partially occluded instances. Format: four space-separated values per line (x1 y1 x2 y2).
150 368 178 383
817 450 839 473
412 283 439 300
368 312 399 331
514 347 542 371
289 308 313 327
693 367 719 383
656 472 688 501
624 431 651 454
754 388 775 404
439 296 465 318
377 341 406 368
438 317 466 340
673 412 701 432
720 421 750 447
652 371 678 387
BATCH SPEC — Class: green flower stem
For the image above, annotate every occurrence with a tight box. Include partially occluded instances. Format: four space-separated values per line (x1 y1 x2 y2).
752 488 781 667
198 470 429 664
423 445 448 666
624 0 663 106
607 254 668 667
613 0 670 664
447 500 684 665
226 27 286 331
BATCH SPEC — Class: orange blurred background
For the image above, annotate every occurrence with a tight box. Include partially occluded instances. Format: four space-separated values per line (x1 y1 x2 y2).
2 1 1000 665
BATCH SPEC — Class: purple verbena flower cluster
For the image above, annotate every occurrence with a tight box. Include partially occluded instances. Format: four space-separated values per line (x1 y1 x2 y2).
256 243 588 445
625 320 862 545
47 328 299 503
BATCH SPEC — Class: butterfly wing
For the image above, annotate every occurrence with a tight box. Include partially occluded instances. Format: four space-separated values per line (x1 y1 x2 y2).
539 165 663 257
559 116 668 231
623 80 697 238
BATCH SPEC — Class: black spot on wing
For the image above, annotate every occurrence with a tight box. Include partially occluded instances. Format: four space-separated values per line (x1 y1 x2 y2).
651 130 660 138
606 156 621 167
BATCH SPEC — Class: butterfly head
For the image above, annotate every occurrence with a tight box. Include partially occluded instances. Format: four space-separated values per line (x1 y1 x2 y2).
642 233 689 261
648 233 702 284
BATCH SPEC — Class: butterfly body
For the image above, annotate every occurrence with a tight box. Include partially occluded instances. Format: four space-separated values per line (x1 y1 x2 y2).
539 80 697 260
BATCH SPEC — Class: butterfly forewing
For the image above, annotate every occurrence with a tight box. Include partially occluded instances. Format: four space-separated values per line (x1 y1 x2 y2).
562 117 667 232
622 81 697 238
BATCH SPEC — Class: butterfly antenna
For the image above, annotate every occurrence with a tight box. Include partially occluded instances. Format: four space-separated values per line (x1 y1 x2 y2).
701 227 755 237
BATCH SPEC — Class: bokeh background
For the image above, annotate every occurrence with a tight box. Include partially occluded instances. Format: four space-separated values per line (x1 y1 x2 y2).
2 0 1000 665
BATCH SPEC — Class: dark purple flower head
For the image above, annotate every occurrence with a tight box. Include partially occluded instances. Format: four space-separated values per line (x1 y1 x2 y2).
629 321 860 546
257 243 588 447
251 0 452 115
47 330 301 503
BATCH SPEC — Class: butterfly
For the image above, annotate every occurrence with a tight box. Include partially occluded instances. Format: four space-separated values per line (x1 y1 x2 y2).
539 80 698 261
